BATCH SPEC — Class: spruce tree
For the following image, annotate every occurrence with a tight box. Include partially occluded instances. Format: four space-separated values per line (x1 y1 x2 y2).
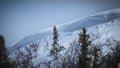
50 26 60 60
77 27 91 68
0 35 11 68
50 26 64 60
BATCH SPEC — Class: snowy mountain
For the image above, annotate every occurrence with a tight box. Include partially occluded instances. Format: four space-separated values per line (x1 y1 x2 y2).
9 8 120 63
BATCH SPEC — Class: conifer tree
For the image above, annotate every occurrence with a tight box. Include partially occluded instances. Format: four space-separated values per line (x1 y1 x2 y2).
50 26 59 60
77 27 91 68
0 35 11 68
49 26 64 68
50 26 63 60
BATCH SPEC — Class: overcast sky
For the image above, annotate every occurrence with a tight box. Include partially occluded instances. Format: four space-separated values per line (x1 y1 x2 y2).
0 0 120 46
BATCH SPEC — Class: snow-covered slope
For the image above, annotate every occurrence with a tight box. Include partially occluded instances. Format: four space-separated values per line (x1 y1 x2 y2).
9 8 120 61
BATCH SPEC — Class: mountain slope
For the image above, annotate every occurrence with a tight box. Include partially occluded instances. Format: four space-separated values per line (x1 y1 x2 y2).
9 8 120 61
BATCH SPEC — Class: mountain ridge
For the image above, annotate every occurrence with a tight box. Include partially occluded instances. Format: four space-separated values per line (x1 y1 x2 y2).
9 8 120 55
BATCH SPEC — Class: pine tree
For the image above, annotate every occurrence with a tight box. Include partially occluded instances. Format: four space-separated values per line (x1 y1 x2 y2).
53 26 59 45
50 26 59 59
49 26 64 68
50 26 60 60
0 35 11 68
77 27 91 68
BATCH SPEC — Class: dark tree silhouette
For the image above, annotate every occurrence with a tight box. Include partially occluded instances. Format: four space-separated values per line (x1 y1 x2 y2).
50 26 59 60
50 26 64 68
50 26 64 59
0 35 11 68
77 27 91 68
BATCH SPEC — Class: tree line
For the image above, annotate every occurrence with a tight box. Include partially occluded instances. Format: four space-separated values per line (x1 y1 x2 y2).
0 26 120 68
